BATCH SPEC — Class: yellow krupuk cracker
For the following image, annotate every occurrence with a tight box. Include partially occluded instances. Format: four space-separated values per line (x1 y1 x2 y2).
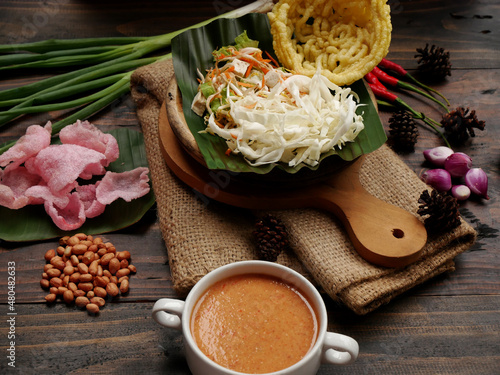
268 0 392 86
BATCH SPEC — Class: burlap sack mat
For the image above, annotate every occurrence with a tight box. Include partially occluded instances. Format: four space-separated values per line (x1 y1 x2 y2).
130 59 477 315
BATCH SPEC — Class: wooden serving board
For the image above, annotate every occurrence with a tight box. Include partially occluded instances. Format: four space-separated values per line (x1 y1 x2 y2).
158 88 428 267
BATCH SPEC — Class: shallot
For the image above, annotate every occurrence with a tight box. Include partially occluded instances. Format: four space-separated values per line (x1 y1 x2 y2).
421 169 452 192
451 185 471 201
423 146 454 166
444 152 472 177
464 168 489 199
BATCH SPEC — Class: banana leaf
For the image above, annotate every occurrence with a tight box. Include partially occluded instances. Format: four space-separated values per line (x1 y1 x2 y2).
172 13 386 174
0 128 155 242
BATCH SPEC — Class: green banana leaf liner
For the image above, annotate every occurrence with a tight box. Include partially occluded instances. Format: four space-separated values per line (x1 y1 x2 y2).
0 128 155 242
171 13 387 176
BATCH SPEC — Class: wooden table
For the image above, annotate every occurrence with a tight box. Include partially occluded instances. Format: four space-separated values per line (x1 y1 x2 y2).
0 1 498 374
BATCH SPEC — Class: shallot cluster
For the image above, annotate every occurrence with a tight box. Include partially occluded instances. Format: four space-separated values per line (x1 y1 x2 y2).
422 146 489 200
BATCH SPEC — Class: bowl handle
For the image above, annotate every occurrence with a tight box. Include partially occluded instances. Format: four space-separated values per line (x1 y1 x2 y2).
152 298 185 331
321 332 359 365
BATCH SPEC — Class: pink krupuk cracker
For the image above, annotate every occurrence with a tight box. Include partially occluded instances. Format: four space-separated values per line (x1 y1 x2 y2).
96 167 150 205
59 120 119 167
76 184 106 219
27 144 107 193
44 192 86 231
0 122 52 173
0 166 43 209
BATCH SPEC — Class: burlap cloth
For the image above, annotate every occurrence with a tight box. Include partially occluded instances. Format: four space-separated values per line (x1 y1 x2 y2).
130 59 476 315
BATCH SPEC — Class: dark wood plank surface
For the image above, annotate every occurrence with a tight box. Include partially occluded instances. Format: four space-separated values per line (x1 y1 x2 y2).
0 1 498 374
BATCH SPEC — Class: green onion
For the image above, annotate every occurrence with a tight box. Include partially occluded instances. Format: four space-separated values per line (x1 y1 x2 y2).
0 0 274 155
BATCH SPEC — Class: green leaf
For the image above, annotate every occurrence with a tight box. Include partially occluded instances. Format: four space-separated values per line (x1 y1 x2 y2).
0 128 155 242
172 13 386 174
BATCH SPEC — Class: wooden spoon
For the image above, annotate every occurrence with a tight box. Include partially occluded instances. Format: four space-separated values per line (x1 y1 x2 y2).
158 101 427 268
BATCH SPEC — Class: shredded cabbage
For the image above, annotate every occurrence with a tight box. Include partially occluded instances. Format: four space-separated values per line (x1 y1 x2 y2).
192 36 365 167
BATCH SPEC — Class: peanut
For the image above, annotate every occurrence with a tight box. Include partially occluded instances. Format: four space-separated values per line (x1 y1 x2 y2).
45 294 57 303
70 255 79 266
78 282 94 292
67 235 80 246
128 264 137 273
82 251 94 265
56 246 65 256
77 263 89 274
59 236 70 245
108 258 120 275
51 258 65 270
72 244 88 255
49 277 63 288
100 253 114 266
43 264 54 273
69 272 81 283
68 282 78 293
119 279 129 294
41 234 137 315
40 279 50 289
63 265 74 276
94 276 108 288
75 296 90 308
103 270 112 278
94 287 107 298
90 297 105 308
44 249 56 261
116 251 131 261
63 290 74 304
79 273 93 283
116 268 130 279
74 290 86 297
88 260 99 276
86 303 99 314
63 246 72 258
106 282 119 297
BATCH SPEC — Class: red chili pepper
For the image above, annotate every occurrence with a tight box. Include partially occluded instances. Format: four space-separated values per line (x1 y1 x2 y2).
367 80 452 148
372 67 398 87
379 58 407 76
371 67 449 111
367 82 397 102
365 71 386 90
378 58 450 105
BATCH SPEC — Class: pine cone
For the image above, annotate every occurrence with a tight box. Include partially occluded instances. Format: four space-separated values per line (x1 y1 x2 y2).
252 214 289 261
441 106 486 145
417 190 461 235
415 43 451 81
388 110 419 153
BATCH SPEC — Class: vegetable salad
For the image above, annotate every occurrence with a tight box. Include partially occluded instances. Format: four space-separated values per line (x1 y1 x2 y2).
191 32 365 167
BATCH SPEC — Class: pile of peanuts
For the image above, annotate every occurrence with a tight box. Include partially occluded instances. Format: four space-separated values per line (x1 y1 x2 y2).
40 233 137 315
